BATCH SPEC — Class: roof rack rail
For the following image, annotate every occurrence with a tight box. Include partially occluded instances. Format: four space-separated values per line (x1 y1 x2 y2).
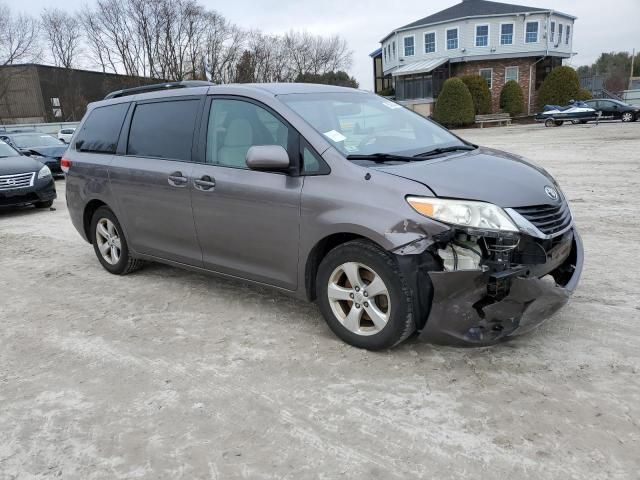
104 80 213 100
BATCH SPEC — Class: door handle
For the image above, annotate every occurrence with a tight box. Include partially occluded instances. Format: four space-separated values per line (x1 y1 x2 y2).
168 171 188 187
194 175 216 191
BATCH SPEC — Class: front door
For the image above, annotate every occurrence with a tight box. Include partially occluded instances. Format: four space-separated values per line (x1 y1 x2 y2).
598 100 621 119
109 97 203 266
190 97 302 290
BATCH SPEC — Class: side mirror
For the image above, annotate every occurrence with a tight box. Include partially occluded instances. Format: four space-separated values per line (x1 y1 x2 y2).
246 145 290 172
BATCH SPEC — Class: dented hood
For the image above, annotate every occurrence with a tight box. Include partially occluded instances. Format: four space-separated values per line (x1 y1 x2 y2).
374 148 560 208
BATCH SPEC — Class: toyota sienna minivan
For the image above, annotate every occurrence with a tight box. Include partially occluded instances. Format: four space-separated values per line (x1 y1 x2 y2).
65 81 583 350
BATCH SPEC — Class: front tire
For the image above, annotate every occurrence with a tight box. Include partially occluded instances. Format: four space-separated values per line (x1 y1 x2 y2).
316 240 415 350
90 206 142 275
622 112 634 123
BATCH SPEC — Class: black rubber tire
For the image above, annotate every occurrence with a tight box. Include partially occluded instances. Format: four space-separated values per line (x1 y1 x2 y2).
34 199 53 209
316 240 415 350
544 119 555 128
621 112 634 123
554 120 564 127
90 206 142 275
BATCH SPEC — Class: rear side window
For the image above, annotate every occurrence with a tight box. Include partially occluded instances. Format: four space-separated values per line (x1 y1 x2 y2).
127 100 200 161
76 103 129 153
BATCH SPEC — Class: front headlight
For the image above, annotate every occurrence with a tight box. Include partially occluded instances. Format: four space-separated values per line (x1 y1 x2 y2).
37 165 52 179
406 196 519 232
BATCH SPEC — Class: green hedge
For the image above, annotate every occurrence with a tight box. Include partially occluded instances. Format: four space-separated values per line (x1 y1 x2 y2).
461 75 492 114
537 66 581 109
433 78 475 127
500 80 525 116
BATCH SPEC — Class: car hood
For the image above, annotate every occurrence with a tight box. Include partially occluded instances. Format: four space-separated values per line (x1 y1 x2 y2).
0 155 44 175
20 145 67 158
373 148 561 208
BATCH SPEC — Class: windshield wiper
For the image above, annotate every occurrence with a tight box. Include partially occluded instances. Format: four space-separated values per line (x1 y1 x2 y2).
346 153 419 163
414 145 477 158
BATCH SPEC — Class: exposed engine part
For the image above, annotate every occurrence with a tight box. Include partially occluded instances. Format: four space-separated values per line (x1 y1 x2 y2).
438 241 483 271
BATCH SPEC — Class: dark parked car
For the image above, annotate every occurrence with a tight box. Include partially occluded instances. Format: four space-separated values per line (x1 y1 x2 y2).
583 99 640 122
65 81 583 350
0 139 56 209
0 132 67 175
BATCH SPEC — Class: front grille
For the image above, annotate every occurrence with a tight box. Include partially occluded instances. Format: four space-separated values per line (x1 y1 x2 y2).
513 203 572 236
0 172 35 191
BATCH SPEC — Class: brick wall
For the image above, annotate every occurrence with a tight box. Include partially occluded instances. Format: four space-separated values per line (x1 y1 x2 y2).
453 58 537 115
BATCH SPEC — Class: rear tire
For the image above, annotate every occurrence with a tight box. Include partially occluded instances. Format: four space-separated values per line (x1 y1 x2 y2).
554 120 564 127
316 240 415 350
90 206 142 275
544 119 555 128
34 200 53 209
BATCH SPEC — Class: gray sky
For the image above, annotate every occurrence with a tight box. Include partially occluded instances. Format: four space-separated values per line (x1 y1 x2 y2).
19 0 640 89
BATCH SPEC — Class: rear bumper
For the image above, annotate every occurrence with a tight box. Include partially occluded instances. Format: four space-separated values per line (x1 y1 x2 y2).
0 178 57 207
418 229 584 346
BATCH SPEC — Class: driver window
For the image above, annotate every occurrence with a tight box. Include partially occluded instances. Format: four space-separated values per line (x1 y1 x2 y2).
206 99 289 168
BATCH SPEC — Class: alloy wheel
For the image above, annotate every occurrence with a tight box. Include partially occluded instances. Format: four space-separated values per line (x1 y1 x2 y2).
622 112 633 122
95 218 122 265
327 262 391 336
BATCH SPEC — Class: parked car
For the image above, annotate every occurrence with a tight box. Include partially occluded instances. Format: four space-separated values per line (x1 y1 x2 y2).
65 81 583 350
0 132 67 175
583 99 640 122
0 139 56 209
58 128 76 143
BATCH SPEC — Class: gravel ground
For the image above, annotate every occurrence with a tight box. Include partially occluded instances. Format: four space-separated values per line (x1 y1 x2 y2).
1 122 639 479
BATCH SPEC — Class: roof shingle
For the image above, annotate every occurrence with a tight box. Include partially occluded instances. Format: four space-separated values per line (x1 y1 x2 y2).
397 0 574 32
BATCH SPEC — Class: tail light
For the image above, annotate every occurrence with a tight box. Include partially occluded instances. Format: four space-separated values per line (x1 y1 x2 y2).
61 157 72 174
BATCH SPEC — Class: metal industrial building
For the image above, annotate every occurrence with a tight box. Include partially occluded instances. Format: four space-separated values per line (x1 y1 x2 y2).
0 64 156 124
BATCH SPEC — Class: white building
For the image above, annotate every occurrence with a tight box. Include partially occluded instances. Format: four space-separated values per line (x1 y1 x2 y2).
371 0 576 115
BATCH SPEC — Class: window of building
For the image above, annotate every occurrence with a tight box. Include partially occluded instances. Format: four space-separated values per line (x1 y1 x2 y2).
500 23 514 45
392 41 396 58
403 36 415 56
525 21 539 43
550 21 556 43
424 32 436 53
558 24 563 45
566 25 571 45
75 102 129 154
446 28 459 50
479 68 493 89
128 100 199 161
475 25 489 47
206 99 289 169
505 66 519 83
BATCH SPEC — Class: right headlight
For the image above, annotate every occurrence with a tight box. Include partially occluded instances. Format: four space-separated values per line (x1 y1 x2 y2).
406 196 519 232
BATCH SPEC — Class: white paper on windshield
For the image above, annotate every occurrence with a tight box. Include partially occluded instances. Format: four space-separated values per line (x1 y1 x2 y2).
323 130 347 142
382 101 402 109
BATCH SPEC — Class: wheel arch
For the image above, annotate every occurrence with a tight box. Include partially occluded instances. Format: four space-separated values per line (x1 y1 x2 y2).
83 199 109 242
304 232 388 302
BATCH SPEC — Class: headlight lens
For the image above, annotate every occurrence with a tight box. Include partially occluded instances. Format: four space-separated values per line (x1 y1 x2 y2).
406 196 519 232
37 165 52 179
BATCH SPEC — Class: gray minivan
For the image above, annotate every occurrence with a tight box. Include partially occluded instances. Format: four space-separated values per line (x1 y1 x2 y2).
65 81 583 350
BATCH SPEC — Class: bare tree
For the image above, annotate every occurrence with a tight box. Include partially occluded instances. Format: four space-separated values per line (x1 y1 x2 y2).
0 3 40 65
41 8 82 69
73 0 353 85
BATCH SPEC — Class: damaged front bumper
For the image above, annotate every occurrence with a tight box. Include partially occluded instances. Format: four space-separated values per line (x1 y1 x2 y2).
416 228 583 346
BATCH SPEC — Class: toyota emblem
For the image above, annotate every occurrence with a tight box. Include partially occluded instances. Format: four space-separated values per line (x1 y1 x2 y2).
544 185 559 201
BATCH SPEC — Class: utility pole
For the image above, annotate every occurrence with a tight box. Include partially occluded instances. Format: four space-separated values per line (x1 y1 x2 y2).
630 48 636 90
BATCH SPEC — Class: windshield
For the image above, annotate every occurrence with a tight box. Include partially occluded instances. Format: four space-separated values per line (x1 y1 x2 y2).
279 92 465 157
0 140 20 158
12 134 64 148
